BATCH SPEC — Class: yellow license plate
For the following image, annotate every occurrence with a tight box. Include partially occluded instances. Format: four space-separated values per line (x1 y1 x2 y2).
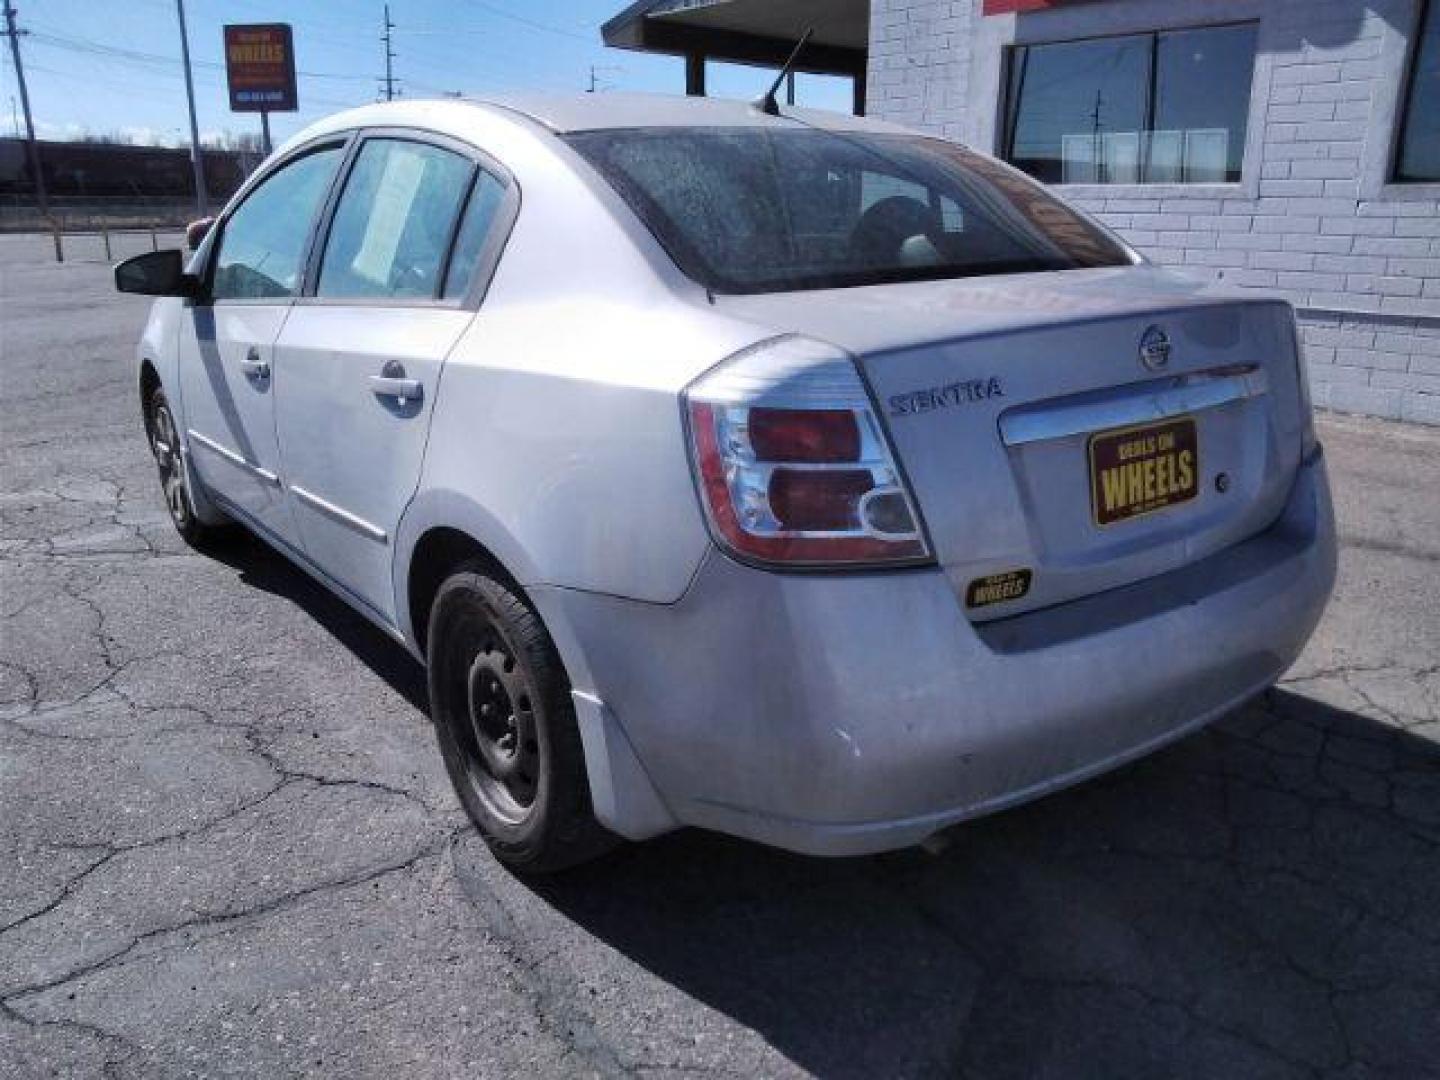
1088 417 1199 526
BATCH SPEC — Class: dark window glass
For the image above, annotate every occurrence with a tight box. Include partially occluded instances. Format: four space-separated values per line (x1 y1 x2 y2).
317 139 473 300
565 127 1130 295
212 146 343 300
1396 2 1440 182
1005 23 1258 185
1007 34 1149 184
441 171 506 299
1154 24 1258 183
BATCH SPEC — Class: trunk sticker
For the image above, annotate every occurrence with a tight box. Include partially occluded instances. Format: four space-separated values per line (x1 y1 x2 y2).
1088 417 1199 526
966 569 1033 608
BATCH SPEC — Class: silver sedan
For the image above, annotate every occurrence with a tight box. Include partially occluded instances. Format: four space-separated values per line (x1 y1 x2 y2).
115 92 1336 871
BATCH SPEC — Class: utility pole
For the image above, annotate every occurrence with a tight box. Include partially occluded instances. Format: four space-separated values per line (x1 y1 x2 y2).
586 64 620 94
3 0 48 218
1090 88 1104 183
9 95 18 138
380 4 397 101
174 0 207 217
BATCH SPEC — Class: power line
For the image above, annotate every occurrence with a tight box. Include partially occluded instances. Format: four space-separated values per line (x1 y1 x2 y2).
27 27 373 81
14 57 363 114
461 1 592 43
381 21 585 92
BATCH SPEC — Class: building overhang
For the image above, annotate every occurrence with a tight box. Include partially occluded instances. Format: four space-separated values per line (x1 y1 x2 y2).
602 0 870 79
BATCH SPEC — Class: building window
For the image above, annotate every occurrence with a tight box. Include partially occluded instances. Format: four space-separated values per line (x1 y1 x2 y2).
1004 23 1258 185
1395 1 1440 182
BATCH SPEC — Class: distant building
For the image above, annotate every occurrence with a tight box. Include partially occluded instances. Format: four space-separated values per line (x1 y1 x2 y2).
606 0 1440 425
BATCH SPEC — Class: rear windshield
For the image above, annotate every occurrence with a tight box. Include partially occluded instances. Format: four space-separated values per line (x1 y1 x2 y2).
564 126 1132 294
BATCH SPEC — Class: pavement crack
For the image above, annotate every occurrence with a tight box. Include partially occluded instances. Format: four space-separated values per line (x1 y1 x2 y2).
1 831 459 1010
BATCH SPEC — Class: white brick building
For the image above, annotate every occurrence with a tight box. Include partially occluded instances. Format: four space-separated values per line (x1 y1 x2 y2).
608 0 1439 424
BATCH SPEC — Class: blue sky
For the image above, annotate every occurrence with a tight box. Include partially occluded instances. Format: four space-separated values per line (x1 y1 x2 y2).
0 0 853 147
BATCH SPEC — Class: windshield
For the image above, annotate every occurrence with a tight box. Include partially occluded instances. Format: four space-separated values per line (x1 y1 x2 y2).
564 126 1132 294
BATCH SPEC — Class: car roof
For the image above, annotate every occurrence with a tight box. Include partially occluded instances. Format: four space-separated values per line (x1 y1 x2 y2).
285 91 915 148
475 90 912 134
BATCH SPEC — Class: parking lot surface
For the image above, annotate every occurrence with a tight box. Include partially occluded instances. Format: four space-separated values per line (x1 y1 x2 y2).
2 234 1438 1078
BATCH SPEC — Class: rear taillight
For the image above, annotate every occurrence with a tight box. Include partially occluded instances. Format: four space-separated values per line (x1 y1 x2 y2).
683 336 930 568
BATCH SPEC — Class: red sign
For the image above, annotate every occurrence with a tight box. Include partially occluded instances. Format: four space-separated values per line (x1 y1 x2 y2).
982 0 1076 13
224 24 298 113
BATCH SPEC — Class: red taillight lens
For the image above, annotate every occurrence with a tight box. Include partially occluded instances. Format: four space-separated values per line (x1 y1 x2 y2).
768 468 873 530
683 337 930 568
749 408 861 463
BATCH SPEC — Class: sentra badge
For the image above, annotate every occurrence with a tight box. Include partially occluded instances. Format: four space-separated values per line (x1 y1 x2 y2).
889 376 1003 417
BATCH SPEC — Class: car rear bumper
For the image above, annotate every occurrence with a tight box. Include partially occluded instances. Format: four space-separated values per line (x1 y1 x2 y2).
533 448 1336 857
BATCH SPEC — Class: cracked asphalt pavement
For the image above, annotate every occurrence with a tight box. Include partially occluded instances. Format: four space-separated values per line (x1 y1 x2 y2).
2 232 1438 1078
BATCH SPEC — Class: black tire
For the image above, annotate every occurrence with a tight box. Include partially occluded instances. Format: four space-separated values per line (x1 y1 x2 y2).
427 565 616 873
146 386 228 549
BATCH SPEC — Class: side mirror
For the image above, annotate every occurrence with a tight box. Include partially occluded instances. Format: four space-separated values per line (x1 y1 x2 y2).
114 249 198 298
186 216 215 251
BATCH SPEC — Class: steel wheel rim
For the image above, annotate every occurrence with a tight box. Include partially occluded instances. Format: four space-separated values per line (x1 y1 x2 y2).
150 403 190 529
454 625 540 826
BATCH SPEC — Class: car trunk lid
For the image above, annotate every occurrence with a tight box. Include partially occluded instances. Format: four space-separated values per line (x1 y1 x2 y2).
713 268 1308 620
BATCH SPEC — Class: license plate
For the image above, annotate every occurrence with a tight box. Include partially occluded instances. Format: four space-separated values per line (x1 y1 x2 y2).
1088 416 1199 527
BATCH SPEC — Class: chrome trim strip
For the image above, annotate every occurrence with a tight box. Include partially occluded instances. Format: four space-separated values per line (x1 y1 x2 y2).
289 484 388 544
186 429 281 486
999 369 1268 448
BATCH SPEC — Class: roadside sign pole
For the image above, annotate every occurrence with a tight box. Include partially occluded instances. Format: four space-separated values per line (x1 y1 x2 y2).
3 0 49 221
224 24 296 158
174 0 208 218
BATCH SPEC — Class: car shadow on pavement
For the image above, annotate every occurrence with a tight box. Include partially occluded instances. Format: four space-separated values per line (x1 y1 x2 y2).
209 532 1437 1077
530 690 1439 1079
205 530 428 712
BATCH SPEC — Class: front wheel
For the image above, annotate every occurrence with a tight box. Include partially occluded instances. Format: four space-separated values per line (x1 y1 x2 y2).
427 566 616 873
147 387 227 548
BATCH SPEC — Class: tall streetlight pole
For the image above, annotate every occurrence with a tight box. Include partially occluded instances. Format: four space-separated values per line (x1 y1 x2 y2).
3 0 48 218
174 0 207 217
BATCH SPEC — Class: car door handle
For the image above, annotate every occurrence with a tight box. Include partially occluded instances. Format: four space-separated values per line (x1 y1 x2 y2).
238 347 270 380
369 375 423 404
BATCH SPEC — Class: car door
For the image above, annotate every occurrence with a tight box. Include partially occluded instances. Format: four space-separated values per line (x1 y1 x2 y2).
179 141 347 546
273 132 514 624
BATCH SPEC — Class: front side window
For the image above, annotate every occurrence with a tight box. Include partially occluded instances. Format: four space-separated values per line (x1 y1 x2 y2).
1005 23 1258 185
211 145 344 301
565 127 1130 295
1396 1 1440 182
317 138 475 300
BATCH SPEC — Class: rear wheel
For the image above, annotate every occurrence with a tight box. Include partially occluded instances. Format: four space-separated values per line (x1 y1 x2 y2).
147 387 227 548
427 566 615 873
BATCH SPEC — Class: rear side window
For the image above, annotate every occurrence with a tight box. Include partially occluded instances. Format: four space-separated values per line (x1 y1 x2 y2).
564 127 1130 294
212 145 343 301
317 138 474 300
441 171 507 299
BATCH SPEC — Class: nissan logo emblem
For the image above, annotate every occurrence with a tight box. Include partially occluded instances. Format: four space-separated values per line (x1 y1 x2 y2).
1139 325 1172 372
